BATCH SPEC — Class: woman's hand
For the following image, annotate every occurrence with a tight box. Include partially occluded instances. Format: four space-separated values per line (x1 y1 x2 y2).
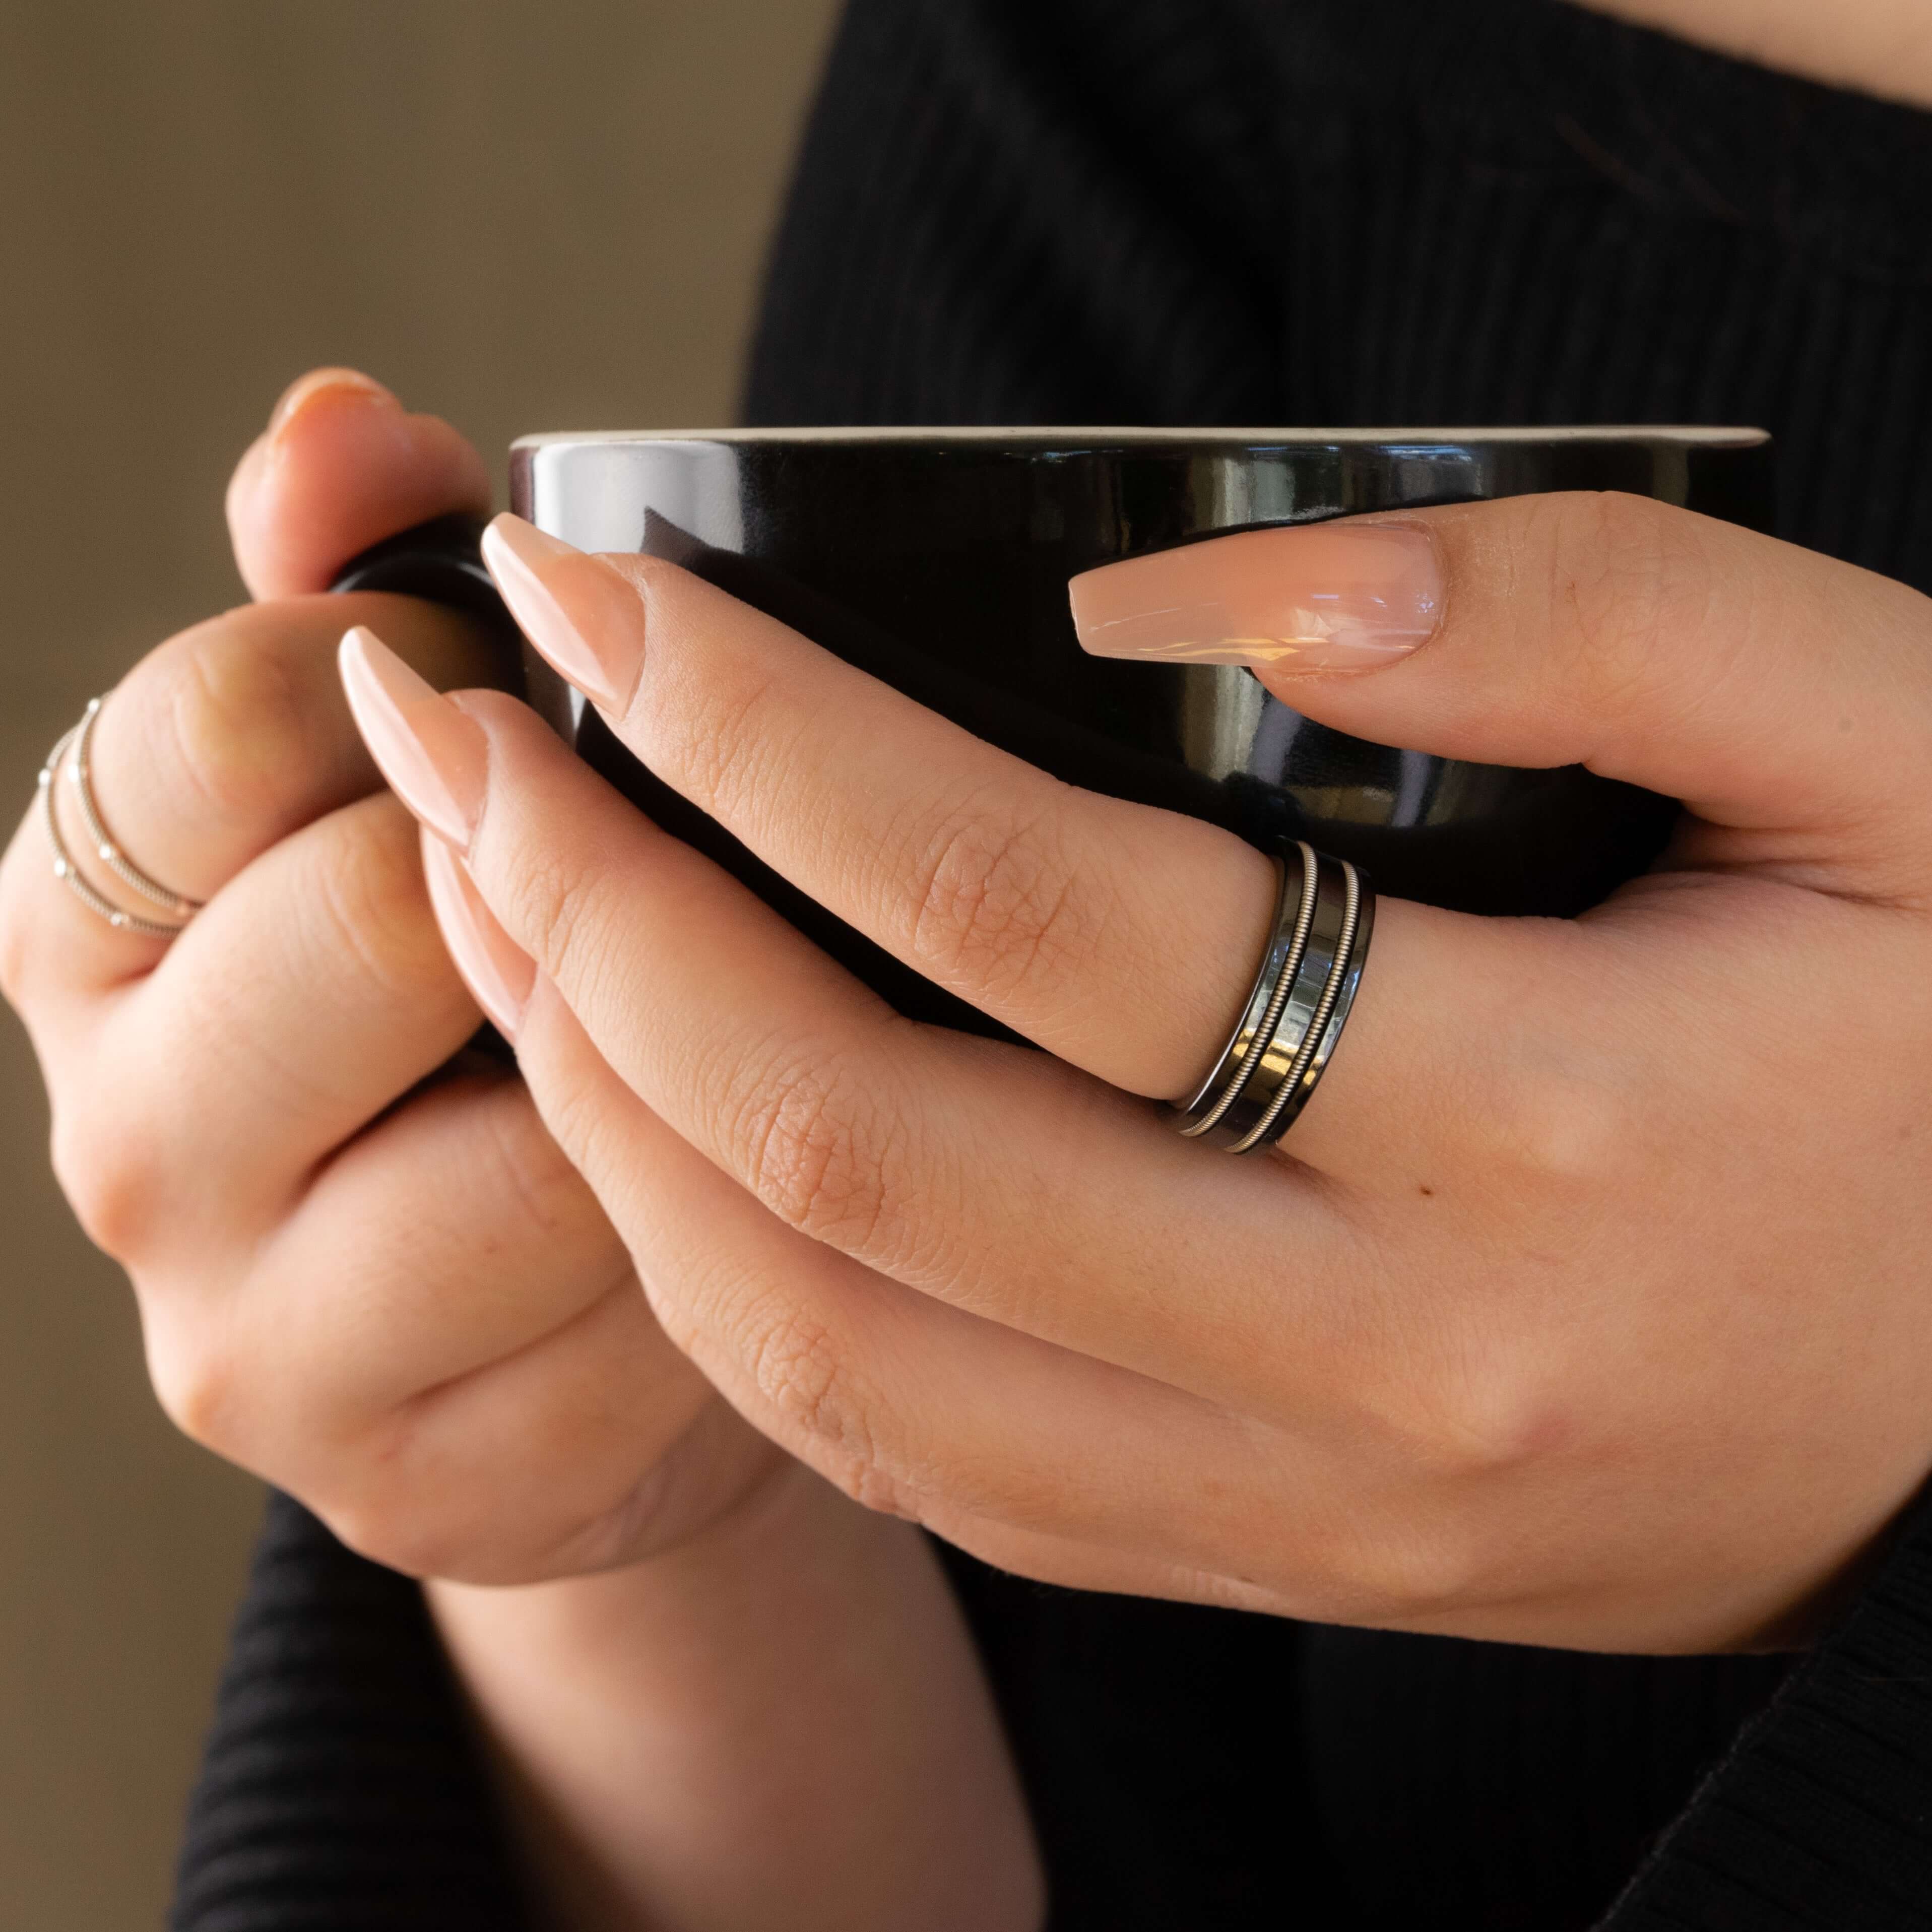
0 371 779 1583
2 375 1044 1932
345 496 1932 1655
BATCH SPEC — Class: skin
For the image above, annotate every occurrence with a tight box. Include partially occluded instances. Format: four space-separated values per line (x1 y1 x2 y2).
2 6 1925 1916
0 375 1041 1932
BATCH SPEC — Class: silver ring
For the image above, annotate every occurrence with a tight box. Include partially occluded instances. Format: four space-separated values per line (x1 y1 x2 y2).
1174 842 1319 1139
38 700 196 941
71 696 202 919
1169 841 1374 1153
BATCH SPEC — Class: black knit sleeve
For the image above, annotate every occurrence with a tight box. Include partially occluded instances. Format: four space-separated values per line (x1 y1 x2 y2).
1603 1488 1932 1931
169 1492 534 1932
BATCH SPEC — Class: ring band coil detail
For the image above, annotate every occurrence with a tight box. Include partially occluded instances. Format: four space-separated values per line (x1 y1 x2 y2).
1171 840 1374 1153
1174 842 1319 1139
38 696 199 940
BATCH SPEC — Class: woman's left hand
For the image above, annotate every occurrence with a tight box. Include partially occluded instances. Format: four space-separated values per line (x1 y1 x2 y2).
342 494 1932 1654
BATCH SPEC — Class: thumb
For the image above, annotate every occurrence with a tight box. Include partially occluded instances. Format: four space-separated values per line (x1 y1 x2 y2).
226 367 492 600
1071 494 1932 897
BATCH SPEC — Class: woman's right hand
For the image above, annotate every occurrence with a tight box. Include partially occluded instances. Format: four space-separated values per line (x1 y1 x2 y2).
0 370 1043 1929
0 370 784 1583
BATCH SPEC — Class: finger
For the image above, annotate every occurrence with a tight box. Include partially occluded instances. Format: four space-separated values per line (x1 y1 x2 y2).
1072 496 1932 900
479 514 1276 1101
59 794 482 1260
345 1317 777 1585
91 591 495 906
321 1277 730 1585
511 977 1408 1623
143 1065 755 1585
341 640 1410 1420
0 591 494 1023
465 520 1548 1184
249 1069 635 1418
227 368 492 601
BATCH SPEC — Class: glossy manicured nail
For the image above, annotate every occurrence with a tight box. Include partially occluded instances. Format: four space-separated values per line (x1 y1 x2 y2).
268 366 395 439
1070 522 1443 672
420 832 533 1040
481 513 644 711
338 626 488 849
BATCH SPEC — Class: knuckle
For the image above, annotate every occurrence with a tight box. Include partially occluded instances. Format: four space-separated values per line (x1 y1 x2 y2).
737 1297 906 1516
49 1108 164 1262
1320 1356 1583 1619
1494 1065 1635 1193
1540 491 1720 703
905 786 1100 1003
157 609 315 829
144 1317 246 1455
1380 1344 1575 1486
726 1048 901 1257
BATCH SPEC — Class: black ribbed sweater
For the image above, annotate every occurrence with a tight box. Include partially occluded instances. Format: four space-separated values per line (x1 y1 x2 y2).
171 4 1932 1928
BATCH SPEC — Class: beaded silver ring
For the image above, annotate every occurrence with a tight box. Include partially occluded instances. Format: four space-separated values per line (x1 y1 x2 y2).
38 698 198 941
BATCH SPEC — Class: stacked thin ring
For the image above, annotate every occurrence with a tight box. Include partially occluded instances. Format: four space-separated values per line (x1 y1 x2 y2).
38 694 202 941
1171 840 1374 1153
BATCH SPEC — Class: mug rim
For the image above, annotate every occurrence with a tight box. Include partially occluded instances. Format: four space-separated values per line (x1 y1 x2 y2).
512 424 1770 452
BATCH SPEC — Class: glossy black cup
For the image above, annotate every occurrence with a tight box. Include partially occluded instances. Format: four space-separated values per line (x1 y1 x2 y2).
341 428 1771 1040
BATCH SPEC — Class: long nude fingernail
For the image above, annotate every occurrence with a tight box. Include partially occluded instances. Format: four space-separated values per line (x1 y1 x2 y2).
1069 522 1443 673
268 366 396 439
338 626 488 849
481 513 645 712
420 832 534 1040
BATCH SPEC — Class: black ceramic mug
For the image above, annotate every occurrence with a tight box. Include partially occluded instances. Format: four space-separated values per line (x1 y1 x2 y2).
337 427 1771 1041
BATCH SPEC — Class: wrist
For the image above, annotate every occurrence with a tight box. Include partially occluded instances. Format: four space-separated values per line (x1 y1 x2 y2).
427 1464 1042 1932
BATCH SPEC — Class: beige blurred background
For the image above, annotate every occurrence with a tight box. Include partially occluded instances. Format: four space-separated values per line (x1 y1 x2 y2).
0 4 842 1922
